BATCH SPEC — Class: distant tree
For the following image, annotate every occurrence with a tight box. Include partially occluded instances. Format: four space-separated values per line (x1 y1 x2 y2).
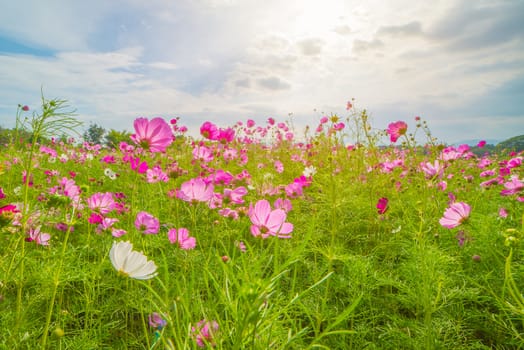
104 129 131 149
83 123 106 145
497 135 524 153
0 126 10 146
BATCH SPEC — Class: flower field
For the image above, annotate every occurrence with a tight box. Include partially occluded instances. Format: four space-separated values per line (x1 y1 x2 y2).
0 97 523 349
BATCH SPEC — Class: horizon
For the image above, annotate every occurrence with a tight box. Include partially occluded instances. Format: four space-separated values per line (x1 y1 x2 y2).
1 0 523 145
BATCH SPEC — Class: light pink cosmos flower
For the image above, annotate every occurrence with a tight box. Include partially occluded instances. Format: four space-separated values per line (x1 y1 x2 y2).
223 186 247 205
274 198 292 212
439 202 471 229
146 166 169 183
130 117 173 153
26 226 51 246
500 176 523 196
87 192 116 215
135 211 160 234
248 199 293 239
274 160 284 173
168 228 196 250
420 160 444 179
177 178 214 203
192 145 214 163
97 217 119 234
192 320 219 348
387 121 408 143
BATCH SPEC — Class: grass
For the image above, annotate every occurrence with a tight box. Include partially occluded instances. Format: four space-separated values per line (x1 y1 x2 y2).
0 98 522 349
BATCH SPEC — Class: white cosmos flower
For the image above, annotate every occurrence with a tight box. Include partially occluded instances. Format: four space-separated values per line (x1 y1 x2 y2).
109 241 158 280
104 168 117 180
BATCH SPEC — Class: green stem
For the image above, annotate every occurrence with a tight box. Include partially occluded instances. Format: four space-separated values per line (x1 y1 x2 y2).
41 209 75 349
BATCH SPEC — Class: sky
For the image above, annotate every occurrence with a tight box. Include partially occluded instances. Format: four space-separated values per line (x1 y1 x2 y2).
0 0 523 144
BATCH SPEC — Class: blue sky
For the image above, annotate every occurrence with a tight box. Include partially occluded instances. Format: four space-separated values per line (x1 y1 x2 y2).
0 0 523 144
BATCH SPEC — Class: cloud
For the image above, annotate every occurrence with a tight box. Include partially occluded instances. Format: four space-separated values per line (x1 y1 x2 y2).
426 1 524 51
256 77 291 91
333 25 351 36
378 21 423 37
297 38 324 56
352 38 384 53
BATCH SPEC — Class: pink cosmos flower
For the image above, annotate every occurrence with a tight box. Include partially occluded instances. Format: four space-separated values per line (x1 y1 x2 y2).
26 226 51 246
130 117 174 153
274 160 284 173
97 217 119 234
274 198 292 212
207 169 234 185
223 186 247 205
200 121 219 140
376 197 388 215
146 166 169 183
177 178 214 203
87 192 116 215
387 121 408 143
129 157 149 174
248 199 293 239
217 127 235 144
477 140 486 148
420 160 444 179
148 313 167 330
168 228 196 250
135 211 160 234
285 182 304 198
439 202 471 229
192 320 219 348
193 145 214 163
500 176 524 196
507 157 522 169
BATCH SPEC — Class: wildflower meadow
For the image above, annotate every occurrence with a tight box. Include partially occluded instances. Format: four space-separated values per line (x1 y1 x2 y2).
0 96 523 349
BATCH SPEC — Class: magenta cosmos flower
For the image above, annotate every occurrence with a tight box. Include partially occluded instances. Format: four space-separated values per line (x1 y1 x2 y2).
387 121 408 143
248 199 293 239
130 117 173 153
135 211 160 234
177 178 214 203
439 202 471 229
376 197 388 215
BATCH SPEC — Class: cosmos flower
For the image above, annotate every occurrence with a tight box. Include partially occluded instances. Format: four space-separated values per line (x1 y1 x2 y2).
135 211 160 234
387 121 408 143
87 192 116 215
148 312 167 330
192 319 219 348
26 225 51 246
109 241 157 280
177 178 214 203
248 199 293 239
130 117 174 153
376 197 389 215
439 202 471 229
168 228 196 250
